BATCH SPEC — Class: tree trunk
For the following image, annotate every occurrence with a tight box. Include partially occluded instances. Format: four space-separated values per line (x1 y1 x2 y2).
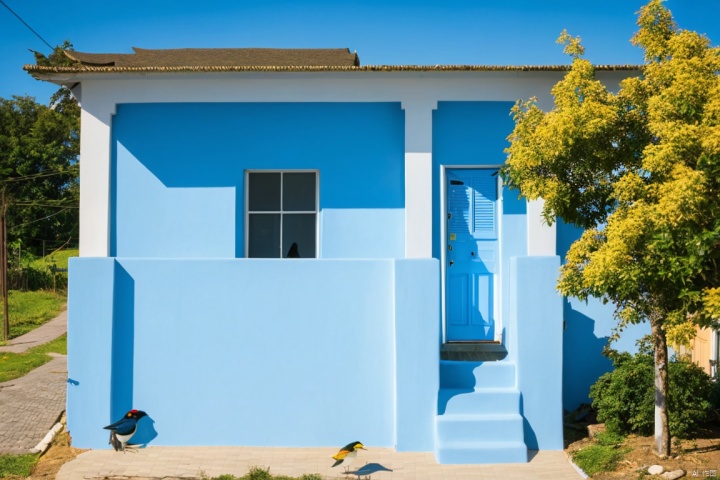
651 319 671 457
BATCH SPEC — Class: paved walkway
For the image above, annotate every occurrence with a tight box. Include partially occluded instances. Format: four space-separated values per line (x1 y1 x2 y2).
0 354 67 454
0 309 67 354
0 310 68 454
58 447 585 480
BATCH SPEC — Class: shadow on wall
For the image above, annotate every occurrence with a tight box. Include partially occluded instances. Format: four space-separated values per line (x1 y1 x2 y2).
557 220 616 412
562 299 612 412
437 362 476 415
111 102 405 258
110 263 158 447
131 414 158 447
519 393 538 450
111 262 134 420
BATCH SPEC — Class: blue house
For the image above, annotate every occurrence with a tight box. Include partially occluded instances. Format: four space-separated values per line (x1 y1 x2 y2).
27 48 643 464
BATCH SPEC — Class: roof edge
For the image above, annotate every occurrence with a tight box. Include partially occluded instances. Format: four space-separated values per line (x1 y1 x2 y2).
24 64 643 75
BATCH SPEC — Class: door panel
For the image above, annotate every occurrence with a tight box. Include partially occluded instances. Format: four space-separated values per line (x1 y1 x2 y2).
446 168 499 341
447 274 469 326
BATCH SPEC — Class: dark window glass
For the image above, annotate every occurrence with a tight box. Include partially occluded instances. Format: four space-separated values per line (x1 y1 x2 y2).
282 214 316 258
248 172 280 211
248 214 280 258
247 172 317 258
283 172 316 211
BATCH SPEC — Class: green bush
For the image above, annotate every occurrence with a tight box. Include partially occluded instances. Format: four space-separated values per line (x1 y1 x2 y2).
6 248 76 291
590 337 714 438
209 468 323 480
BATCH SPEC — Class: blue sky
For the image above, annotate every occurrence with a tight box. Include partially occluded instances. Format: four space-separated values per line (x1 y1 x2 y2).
2 0 720 104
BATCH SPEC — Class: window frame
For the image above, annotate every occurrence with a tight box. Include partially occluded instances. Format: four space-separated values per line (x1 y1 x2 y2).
244 169 319 259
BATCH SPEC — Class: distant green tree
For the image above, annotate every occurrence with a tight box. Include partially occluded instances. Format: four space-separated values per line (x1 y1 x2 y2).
0 41 79 256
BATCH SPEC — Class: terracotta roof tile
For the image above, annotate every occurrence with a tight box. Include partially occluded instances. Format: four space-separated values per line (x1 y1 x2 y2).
63 47 360 68
23 47 641 76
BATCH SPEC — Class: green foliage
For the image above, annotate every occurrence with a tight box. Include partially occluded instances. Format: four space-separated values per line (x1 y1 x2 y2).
0 334 66 382
8 248 76 291
0 290 66 339
209 467 323 480
0 453 39 477
31 248 77 270
500 0 720 454
0 94 79 257
32 40 77 67
0 41 79 257
572 432 629 476
501 0 720 328
594 429 626 447
591 341 714 438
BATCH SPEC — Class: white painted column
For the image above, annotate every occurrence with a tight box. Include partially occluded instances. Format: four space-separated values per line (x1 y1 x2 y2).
526 198 557 256
524 92 558 256
78 91 115 257
402 100 437 258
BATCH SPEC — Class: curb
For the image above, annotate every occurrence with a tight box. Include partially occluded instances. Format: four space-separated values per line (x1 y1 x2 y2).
30 421 64 454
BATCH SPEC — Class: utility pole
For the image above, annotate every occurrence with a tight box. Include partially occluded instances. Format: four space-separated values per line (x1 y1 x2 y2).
1 189 8 342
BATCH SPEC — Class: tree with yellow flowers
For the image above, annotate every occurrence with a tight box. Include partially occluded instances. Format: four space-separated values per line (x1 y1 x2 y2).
501 0 720 457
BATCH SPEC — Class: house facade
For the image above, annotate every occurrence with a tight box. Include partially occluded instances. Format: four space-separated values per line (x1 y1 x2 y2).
692 326 719 376
27 48 642 464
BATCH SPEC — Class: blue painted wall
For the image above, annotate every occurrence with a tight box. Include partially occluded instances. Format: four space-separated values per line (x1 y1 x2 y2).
72 97 650 454
432 101 517 261
432 101 522 345
111 103 405 259
431 101 647 414
67 258 439 450
557 220 649 410
512 256 564 450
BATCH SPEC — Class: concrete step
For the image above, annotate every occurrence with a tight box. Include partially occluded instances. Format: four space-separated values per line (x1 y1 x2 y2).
440 342 508 361
439 360 516 389
436 413 524 444
438 387 520 415
435 440 528 464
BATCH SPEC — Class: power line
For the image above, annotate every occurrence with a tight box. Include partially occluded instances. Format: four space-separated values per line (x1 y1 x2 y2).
13 202 78 208
1 168 78 183
13 207 72 228
0 0 53 51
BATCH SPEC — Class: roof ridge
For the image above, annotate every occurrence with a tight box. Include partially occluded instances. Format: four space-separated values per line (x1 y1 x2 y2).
48 47 361 68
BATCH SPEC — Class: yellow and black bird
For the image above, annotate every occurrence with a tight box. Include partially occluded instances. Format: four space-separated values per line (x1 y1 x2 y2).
331 441 367 472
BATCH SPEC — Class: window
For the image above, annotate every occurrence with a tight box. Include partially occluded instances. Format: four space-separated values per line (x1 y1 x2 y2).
246 171 317 258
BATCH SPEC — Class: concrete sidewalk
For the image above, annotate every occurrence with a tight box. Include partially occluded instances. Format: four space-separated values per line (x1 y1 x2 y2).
0 353 67 454
0 309 67 353
57 446 585 480
0 309 68 454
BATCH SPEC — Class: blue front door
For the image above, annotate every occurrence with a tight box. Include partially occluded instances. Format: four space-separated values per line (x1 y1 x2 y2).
446 168 499 341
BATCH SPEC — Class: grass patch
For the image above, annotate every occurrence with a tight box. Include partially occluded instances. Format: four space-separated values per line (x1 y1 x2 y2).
208 467 323 480
31 334 67 355
29 249 77 271
0 334 67 382
0 452 39 477
572 431 630 476
0 290 66 341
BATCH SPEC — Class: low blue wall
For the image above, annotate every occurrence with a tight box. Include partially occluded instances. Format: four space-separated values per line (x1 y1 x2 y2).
67 258 439 450
510 256 564 450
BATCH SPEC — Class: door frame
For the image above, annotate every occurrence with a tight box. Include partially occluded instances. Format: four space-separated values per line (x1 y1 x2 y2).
440 165 504 344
